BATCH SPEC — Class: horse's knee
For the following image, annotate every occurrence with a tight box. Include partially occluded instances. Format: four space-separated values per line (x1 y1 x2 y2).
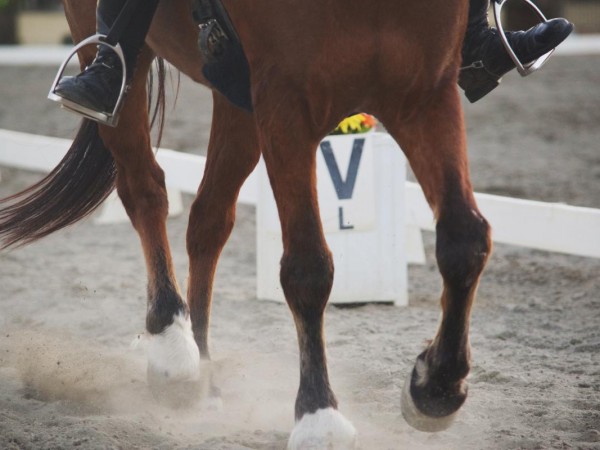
116 164 169 225
186 196 235 259
280 246 334 315
435 208 491 291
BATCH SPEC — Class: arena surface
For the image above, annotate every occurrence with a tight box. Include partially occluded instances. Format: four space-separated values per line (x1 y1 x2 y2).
0 56 599 449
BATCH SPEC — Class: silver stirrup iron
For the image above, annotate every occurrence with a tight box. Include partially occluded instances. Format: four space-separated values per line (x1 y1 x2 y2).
48 35 128 127
493 0 555 76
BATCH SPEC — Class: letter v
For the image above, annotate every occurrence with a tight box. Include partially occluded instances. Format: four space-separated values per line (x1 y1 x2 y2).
320 138 365 200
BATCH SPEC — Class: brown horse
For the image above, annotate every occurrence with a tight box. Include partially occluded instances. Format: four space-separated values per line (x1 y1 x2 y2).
0 0 491 447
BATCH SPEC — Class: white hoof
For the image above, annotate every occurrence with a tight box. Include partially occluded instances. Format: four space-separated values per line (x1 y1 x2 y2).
288 408 357 450
400 374 457 432
146 312 201 382
142 313 208 408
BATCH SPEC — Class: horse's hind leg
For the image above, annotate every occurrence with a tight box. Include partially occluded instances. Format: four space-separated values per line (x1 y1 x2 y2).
98 49 201 406
186 93 260 358
379 80 492 431
61 0 200 406
255 99 357 449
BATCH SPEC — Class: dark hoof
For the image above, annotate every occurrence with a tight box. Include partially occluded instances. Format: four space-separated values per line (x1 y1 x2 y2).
400 363 467 432
400 376 457 432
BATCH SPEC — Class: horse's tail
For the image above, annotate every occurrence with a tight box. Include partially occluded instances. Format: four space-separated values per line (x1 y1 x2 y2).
0 58 168 249
0 119 116 248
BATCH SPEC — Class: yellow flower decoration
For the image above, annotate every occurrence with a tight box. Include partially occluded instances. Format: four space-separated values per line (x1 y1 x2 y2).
331 113 377 135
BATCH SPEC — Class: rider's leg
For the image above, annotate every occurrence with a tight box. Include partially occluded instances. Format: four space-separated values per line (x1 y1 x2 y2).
459 0 573 103
53 0 159 116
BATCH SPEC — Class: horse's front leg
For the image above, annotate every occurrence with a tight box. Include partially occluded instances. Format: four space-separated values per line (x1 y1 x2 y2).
98 48 201 406
379 80 492 432
255 93 357 449
185 93 260 403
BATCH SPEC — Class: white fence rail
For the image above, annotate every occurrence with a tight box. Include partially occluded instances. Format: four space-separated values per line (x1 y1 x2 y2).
405 183 600 259
1 128 599 259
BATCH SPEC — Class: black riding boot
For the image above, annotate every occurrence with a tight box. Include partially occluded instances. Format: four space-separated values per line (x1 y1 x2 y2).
53 0 159 119
459 0 573 103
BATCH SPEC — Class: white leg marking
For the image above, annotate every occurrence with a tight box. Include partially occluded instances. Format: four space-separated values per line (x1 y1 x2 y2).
145 312 201 382
288 408 357 450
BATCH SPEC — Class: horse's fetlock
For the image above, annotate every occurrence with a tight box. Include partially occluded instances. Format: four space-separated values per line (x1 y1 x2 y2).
146 283 187 335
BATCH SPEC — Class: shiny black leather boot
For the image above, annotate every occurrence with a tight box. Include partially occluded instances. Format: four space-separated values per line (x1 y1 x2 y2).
459 0 573 103
53 0 159 119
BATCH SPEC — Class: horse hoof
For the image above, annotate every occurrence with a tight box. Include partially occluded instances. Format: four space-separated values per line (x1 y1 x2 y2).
400 373 458 433
143 313 208 409
287 408 357 450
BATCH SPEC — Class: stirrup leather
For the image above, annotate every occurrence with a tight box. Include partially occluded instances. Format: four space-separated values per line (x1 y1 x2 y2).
493 0 555 76
48 35 128 127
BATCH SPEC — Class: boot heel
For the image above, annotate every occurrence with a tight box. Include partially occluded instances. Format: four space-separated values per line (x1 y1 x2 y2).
458 65 501 103
464 77 500 103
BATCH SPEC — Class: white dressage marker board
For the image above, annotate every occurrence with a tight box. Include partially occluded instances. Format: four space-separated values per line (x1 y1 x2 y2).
257 133 409 305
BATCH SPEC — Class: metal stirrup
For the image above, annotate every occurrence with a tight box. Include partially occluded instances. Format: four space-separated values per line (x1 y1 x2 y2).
47 35 128 127
493 0 555 76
